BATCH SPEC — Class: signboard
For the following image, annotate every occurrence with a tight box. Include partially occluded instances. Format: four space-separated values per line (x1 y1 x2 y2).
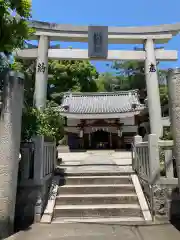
88 26 108 59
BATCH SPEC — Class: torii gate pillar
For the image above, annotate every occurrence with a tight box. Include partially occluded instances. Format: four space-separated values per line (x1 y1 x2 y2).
144 39 163 138
34 35 49 110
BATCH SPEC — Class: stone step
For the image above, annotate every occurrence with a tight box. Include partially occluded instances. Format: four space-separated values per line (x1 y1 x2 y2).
58 184 135 194
54 204 142 218
55 193 138 205
55 169 134 176
52 216 145 224
60 162 81 166
60 176 132 185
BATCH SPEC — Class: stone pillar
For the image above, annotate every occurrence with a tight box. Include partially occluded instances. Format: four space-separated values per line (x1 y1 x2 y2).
0 71 24 238
34 35 49 110
167 68 180 189
144 39 162 138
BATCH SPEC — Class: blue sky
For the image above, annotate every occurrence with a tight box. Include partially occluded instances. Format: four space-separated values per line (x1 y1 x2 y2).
32 0 180 73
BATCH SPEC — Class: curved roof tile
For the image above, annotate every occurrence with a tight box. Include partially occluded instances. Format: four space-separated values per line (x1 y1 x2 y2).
59 90 144 114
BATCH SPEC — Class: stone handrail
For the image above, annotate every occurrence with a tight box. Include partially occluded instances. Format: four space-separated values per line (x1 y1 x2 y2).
19 136 56 186
133 140 150 182
133 135 179 221
133 135 178 185
42 140 56 178
19 141 35 182
133 135 152 182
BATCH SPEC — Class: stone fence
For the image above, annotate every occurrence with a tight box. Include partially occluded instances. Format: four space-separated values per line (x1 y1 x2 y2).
15 136 56 231
132 134 180 222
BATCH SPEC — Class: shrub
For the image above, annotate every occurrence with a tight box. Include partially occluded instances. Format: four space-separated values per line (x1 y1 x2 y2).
21 101 64 144
160 127 173 140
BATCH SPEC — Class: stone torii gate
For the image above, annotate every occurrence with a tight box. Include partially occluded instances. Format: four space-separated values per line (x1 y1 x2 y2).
15 21 180 138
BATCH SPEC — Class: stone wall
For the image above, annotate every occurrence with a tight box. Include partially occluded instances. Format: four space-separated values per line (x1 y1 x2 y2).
14 176 52 232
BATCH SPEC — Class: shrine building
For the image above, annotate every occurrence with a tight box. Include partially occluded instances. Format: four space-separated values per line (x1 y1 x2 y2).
59 90 145 150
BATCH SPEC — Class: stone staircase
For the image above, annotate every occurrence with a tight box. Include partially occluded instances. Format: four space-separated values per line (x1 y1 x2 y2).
41 151 152 224
51 173 151 224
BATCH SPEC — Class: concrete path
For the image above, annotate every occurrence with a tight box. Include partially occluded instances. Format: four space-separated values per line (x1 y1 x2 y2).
6 223 180 240
58 150 133 173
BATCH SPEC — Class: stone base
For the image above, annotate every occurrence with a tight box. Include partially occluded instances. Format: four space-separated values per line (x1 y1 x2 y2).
153 185 180 221
14 176 52 232
139 179 180 222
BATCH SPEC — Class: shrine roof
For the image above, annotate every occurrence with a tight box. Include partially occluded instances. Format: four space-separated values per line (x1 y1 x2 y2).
58 90 144 118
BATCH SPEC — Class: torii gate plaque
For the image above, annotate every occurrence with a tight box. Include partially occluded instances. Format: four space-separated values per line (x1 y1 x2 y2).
88 26 108 59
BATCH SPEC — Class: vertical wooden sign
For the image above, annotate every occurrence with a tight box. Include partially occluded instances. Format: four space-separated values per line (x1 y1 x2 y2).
88 26 108 59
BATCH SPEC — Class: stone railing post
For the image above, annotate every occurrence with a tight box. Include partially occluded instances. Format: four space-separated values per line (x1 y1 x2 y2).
32 136 44 183
51 140 56 171
32 135 45 222
134 135 143 145
148 134 160 184
133 135 142 171
168 68 180 190
0 71 24 238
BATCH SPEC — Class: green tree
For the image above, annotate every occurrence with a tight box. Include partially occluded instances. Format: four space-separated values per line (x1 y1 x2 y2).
11 59 64 143
158 70 169 107
12 58 35 106
12 59 99 105
159 85 168 106
21 101 64 144
48 60 99 104
111 60 169 107
95 61 146 92
112 60 146 90
0 0 32 52
96 72 119 92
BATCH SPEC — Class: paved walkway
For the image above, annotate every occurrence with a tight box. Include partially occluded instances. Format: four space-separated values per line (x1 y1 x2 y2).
6 223 180 240
58 150 133 173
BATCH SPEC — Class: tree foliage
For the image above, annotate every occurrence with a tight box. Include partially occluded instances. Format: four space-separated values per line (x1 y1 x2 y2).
12 58 99 104
159 85 168 106
96 61 146 92
12 59 65 143
48 60 99 103
112 61 146 90
12 58 35 106
21 101 64 144
95 72 121 92
97 60 169 107
160 127 173 140
0 0 33 52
